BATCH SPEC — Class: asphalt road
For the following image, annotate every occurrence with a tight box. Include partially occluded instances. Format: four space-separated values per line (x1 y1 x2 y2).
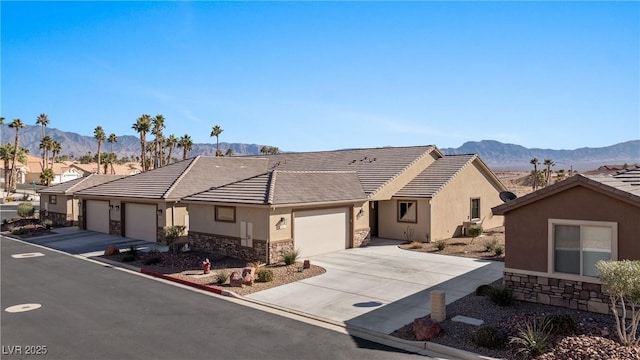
1 237 423 360
1 204 40 222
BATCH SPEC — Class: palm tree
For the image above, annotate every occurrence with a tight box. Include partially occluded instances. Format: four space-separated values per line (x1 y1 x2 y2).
39 135 53 170
152 115 166 167
50 141 62 167
225 148 233 156
8 119 25 192
35 113 50 169
1 143 14 192
177 134 193 160
40 168 55 187
210 125 223 156
165 134 177 165
132 115 152 171
94 126 106 174
108 133 117 173
530 157 540 191
543 159 555 186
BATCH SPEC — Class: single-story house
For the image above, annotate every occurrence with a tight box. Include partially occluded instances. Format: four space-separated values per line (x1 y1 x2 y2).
74 157 270 242
38 174 126 226
75 145 507 263
492 166 640 314
71 162 142 176
182 146 506 263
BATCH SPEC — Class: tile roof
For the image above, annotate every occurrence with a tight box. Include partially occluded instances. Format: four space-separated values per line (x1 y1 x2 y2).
183 170 367 205
38 174 126 195
258 145 437 196
395 155 477 198
493 170 640 214
74 156 269 201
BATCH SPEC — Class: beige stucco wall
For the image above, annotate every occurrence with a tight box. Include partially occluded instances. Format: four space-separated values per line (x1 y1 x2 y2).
377 198 431 242
429 161 504 240
352 201 369 231
109 199 122 221
269 208 292 242
371 151 438 200
166 205 188 228
188 203 270 241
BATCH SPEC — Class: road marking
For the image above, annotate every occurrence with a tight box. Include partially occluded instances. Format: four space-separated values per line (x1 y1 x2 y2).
11 252 45 259
5 304 42 313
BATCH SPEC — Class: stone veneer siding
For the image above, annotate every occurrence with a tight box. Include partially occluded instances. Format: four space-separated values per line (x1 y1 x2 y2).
504 271 610 314
46 211 72 226
354 228 371 247
189 231 268 263
268 239 294 264
109 220 121 236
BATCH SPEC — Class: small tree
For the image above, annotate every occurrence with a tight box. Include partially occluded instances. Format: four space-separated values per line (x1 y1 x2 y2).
17 202 35 218
164 225 186 253
468 225 483 244
596 260 640 346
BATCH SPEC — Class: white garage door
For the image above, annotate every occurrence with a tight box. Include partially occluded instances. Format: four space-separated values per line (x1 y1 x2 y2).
85 200 109 234
125 203 157 242
294 208 349 258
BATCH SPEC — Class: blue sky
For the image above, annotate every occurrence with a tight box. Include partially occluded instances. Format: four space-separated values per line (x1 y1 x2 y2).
2 1 639 152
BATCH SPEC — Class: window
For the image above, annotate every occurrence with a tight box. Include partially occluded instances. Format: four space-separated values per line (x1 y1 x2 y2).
215 206 236 222
397 201 417 223
550 219 616 278
470 198 480 220
49 195 57 205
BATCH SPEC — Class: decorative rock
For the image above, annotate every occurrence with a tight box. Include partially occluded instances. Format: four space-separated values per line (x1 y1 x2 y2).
412 316 442 341
104 245 120 256
230 271 244 287
303 260 311 269
242 267 255 286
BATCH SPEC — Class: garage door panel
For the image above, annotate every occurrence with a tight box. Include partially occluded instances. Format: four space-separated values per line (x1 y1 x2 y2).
125 203 157 242
294 208 349 258
86 200 109 234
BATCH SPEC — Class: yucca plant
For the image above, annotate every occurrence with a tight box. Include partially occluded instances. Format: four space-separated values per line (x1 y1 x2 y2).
509 319 553 358
281 249 300 266
215 271 229 285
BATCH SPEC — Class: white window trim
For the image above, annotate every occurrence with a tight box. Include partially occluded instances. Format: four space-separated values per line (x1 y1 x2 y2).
547 218 618 282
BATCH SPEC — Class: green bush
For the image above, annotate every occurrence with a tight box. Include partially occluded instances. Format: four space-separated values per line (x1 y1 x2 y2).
475 284 492 296
163 225 186 253
542 314 575 336
215 271 229 285
510 320 553 358
467 225 483 244
435 240 446 251
487 285 515 306
256 269 274 282
281 249 300 266
122 254 136 262
493 245 504 256
11 227 28 235
17 202 35 218
473 325 506 349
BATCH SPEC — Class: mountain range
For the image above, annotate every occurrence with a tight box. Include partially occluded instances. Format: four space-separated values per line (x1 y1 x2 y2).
1 125 638 171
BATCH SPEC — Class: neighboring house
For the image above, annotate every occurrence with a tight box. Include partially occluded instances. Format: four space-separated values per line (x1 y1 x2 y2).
71 162 142 176
492 167 640 314
75 145 506 263
0 155 32 188
74 157 270 243
38 174 126 226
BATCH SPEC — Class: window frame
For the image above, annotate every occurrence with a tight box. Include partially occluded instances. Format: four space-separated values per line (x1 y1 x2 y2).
397 200 417 223
547 219 618 281
470 198 480 220
215 205 236 223
49 194 57 205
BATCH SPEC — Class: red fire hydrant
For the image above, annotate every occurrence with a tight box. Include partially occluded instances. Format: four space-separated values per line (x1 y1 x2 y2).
202 258 211 274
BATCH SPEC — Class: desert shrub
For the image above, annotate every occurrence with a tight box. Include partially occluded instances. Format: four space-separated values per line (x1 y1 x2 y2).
542 314 575 335
122 254 136 262
41 219 53 229
17 202 35 218
256 269 274 282
163 225 186 253
467 225 483 244
11 227 28 235
493 245 504 256
408 241 425 249
215 271 229 285
435 240 446 251
281 249 300 266
126 245 138 258
473 325 506 349
484 238 498 252
475 284 492 296
5 196 14 202
510 320 553 358
596 260 640 346
487 285 515 306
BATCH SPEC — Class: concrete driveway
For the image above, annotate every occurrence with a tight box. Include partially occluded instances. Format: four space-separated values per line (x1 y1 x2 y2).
247 238 504 335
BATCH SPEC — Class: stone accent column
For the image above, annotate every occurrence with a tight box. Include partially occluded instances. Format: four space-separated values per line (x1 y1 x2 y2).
430 290 446 322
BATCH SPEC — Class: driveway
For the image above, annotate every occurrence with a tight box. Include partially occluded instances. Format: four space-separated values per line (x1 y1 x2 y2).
8 226 167 256
247 238 504 334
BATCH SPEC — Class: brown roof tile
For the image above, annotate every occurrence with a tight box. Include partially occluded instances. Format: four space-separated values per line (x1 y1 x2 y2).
38 174 127 195
395 155 477 198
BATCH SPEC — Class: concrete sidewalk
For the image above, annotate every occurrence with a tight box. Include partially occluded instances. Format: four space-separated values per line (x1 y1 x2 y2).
247 238 504 335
